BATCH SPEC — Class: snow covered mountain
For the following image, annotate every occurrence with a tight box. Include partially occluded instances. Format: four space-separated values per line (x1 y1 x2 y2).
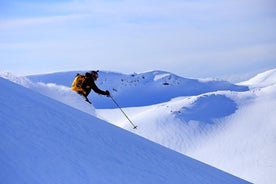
0 77 250 184
2 69 275 183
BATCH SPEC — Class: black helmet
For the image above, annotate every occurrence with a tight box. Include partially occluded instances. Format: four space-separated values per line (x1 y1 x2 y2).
90 70 99 80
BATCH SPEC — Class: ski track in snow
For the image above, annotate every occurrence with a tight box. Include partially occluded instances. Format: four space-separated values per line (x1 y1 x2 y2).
2 69 276 183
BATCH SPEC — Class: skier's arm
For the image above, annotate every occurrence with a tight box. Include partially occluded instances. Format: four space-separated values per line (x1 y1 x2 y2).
91 81 109 96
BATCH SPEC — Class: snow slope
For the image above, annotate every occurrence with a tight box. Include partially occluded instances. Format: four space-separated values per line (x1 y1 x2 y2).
97 92 239 152
2 69 274 183
188 77 276 184
97 70 276 184
1 72 95 116
0 77 250 184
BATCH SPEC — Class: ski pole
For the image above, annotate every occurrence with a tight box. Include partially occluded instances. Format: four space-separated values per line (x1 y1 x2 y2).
110 96 137 129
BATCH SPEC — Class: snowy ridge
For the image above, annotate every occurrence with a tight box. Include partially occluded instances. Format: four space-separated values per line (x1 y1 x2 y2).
0 77 249 184
239 68 276 88
27 70 249 108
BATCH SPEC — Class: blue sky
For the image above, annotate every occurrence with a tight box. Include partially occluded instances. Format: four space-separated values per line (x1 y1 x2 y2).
1 0 275 81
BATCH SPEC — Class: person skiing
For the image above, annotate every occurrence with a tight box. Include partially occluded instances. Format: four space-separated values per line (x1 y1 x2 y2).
71 70 110 104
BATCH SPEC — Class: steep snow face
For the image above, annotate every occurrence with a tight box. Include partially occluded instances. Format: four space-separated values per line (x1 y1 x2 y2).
0 77 249 184
27 70 249 108
0 72 95 116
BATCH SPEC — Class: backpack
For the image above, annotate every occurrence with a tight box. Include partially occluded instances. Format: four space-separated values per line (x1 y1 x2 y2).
71 74 87 93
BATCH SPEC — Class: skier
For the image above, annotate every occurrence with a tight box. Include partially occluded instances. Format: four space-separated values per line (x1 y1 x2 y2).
71 70 110 104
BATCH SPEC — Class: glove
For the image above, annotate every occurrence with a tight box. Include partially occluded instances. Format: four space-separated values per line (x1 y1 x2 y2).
105 90 110 97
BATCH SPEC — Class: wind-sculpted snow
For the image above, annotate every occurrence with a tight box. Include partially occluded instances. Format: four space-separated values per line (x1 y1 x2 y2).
0 77 250 184
177 94 237 124
27 70 249 108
